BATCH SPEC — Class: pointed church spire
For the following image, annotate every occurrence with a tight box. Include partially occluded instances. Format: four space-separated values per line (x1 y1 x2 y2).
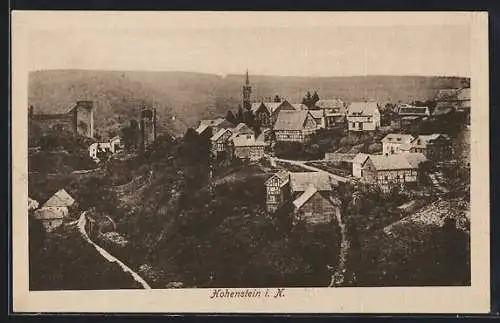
245 69 250 85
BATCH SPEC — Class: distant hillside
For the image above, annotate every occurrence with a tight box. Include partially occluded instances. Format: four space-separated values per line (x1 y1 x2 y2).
28 70 468 137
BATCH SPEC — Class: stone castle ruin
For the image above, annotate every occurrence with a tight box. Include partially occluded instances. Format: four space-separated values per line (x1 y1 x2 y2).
29 100 95 138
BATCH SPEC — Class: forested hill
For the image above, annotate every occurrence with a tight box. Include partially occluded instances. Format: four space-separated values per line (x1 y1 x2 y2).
28 69 468 137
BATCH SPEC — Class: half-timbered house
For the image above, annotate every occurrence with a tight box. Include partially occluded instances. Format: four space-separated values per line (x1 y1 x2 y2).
273 110 318 142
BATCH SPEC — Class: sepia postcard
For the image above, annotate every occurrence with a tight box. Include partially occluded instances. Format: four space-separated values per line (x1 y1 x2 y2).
11 11 490 313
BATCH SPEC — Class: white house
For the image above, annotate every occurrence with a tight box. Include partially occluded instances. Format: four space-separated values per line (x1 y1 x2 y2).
33 189 75 232
89 136 122 161
347 101 381 131
381 134 415 156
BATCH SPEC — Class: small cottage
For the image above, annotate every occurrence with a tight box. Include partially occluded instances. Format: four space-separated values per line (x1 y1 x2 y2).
360 153 427 189
381 133 415 156
315 99 347 128
231 135 266 161
347 101 381 131
401 133 452 161
292 184 342 225
273 110 318 143
210 128 233 160
199 118 235 135
33 189 75 232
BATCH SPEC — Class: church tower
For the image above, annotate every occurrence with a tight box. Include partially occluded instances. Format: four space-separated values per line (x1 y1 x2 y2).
242 69 252 111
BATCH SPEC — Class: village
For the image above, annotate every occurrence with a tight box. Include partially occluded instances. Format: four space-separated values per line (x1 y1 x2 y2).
27 70 471 289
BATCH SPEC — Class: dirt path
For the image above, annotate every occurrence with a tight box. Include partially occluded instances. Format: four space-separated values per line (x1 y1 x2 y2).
75 212 151 289
329 209 349 287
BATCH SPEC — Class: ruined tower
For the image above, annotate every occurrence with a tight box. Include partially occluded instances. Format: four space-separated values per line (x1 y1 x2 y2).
72 101 94 138
139 106 157 151
242 69 252 111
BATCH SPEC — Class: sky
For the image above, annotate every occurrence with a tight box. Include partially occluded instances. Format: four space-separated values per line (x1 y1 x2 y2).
21 11 472 77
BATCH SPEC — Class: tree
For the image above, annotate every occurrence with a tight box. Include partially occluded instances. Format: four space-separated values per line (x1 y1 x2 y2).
273 95 282 103
243 109 256 128
226 110 237 125
302 91 313 108
312 91 320 106
236 105 245 124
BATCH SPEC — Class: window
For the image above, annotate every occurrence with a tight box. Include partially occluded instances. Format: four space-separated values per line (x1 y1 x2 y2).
384 175 388 181
396 175 400 182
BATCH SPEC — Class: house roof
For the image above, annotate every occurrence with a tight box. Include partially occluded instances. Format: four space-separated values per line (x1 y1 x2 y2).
401 116 421 120
367 153 425 171
43 189 75 208
293 184 318 209
273 110 312 131
411 134 450 149
308 110 324 119
232 135 266 147
34 207 68 220
289 172 332 192
352 153 369 164
263 102 284 114
403 153 427 168
232 123 253 134
195 124 209 134
348 101 379 116
399 106 430 116
210 128 231 141
251 102 265 114
315 99 346 114
381 134 414 144
265 171 290 187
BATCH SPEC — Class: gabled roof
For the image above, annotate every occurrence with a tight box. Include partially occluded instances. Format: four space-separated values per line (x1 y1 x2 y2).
251 102 266 114
263 102 284 114
411 134 450 149
309 110 324 119
34 207 68 220
367 153 425 171
289 172 332 192
232 123 253 134
293 185 341 210
210 128 232 141
353 153 369 164
265 171 290 186
293 185 318 209
403 153 427 168
232 136 266 147
273 110 312 131
315 99 346 113
43 189 75 208
347 101 379 116
195 124 209 134
381 134 414 144
398 106 430 116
